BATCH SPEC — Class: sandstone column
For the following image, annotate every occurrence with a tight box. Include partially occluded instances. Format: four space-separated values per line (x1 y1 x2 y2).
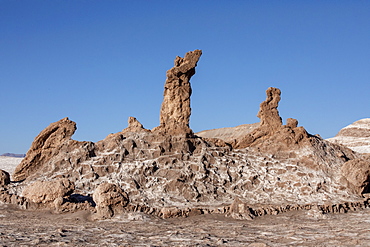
154 49 202 136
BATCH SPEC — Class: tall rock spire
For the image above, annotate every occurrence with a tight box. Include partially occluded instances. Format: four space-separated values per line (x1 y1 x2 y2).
154 49 202 136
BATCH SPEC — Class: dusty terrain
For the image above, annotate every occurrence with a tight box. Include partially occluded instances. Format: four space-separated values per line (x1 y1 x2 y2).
1 202 370 246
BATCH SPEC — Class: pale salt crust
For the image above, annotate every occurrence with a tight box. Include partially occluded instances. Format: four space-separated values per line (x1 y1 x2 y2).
326 118 370 154
0 156 23 177
342 118 370 130
327 136 370 154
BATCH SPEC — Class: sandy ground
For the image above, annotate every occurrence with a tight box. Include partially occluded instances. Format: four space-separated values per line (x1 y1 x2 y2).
1 203 370 246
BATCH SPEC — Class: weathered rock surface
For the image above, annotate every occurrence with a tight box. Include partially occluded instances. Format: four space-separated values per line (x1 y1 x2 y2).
122 117 149 134
93 182 129 219
327 118 370 154
257 87 283 132
4 50 370 222
13 117 77 181
22 178 75 204
0 169 10 186
153 49 202 136
13 117 96 182
341 157 370 194
235 87 310 149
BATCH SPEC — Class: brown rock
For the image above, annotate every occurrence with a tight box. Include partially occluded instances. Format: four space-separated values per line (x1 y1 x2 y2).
160 207 182 219
13 117 77 181
122 117 149 134
22 178 75 204
341 157 370 194
286 118 298 128
234 87 315 152
227 198 255 220
0 170 10 186
257 87 283 132
235 87 284 148
153 49 202 136
93 182 129 219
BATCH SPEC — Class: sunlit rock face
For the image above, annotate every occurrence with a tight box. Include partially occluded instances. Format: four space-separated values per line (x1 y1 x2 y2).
327 118 370 154
4 50 370 220
153 49 202 137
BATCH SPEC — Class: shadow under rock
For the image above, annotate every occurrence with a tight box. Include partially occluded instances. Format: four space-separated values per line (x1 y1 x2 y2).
68 194 96 207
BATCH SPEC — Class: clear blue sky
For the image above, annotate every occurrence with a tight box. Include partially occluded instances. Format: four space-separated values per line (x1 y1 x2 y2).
1 1 369 154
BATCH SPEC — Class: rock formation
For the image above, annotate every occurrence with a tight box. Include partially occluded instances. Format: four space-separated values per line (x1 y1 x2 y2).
93 182 129 219
257 87 283 131
22 178 75 204
13 117 76 181
4 50 370 221
153 49 202 136
122 117 149 134
13 117 95 182
327 118 370 154
235 87 309 149
0 170 10 187
341 157 370 194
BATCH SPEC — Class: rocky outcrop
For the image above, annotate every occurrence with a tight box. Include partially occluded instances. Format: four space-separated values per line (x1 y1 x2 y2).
122 117 149 134
257 87 283 132
235 87 309 149
93 182 129 219
327 118 370 154
13 118 96 182
22 178 75 204
13 118 76 181
341 157 370 194
0 170 10 187
153 49 202 136
3 50 370 221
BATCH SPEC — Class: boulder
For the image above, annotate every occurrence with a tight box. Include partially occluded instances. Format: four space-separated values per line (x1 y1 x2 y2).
227 198 255 220
160 207 182 219
93 182 129 219
153 49 202 136
0 170 10 187
22 178 75 204
13 117 77 181
341 157 370 194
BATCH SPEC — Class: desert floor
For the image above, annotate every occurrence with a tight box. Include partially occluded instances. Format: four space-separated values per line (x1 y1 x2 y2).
1 202 370 246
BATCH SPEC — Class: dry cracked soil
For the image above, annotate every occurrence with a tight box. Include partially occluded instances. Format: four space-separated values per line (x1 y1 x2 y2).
1 203 370 246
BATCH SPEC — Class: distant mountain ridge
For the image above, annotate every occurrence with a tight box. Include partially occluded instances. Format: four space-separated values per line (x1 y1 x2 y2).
1 153 26 158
